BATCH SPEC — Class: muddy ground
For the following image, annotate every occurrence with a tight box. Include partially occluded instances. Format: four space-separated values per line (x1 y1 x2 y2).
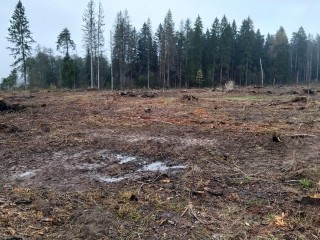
0 85 319 239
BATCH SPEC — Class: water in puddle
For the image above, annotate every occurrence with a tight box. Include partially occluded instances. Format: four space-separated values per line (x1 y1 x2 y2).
116 154 136 164
19 171 37 178
12 170 38 180
97 175 126 183
52 150 186 184
95 161 186 184
142 161 186 172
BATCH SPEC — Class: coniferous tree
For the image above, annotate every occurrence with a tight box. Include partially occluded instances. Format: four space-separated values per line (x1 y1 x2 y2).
230 20 238 81
218 15 232 83
112 10 132 88
57 28 76 88
7 0 35 88
252 29 265 85
96 2 105 89
190 15 204 86
176 20 186 88
238 17 255 85
291 27 307 84
182 19 193 87
27 46 58 87
138 19 155 88
209 17 220 86
57 28 76 56
156 23 165 86
315 34 320 82
274 27 289 84
264 33 275 84
1 69 18 90
127 27 138 87
163 10 176 87
82 0 95 88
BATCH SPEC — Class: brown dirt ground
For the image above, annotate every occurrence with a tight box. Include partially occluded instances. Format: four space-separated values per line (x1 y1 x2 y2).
0 85 320 239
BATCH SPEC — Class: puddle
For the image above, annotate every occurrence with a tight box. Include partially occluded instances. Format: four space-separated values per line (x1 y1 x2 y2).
97 175 126 183
10 149 186 186
12 170 38 179
95 161 187 183
116 154 136 164
142 161 186 172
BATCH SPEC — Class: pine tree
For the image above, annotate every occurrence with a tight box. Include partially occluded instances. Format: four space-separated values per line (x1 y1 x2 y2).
112 10 132 88
82 0 95 88
57 28 76 88
96 2 105 89
57 28 76 56
7 0 35 88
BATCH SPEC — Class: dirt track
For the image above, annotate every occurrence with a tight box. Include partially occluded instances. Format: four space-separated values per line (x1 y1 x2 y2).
0 86 320 239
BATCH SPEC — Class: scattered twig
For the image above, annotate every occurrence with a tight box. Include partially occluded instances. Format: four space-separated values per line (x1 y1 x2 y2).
181 202 214 224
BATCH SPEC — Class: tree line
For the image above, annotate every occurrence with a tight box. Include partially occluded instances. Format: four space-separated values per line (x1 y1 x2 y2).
3 0 320 90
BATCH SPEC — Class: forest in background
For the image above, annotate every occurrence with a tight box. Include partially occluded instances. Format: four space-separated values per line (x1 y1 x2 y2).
2 0 320 90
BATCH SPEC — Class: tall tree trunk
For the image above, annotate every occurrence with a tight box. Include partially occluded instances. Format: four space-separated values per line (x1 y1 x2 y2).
185 57 188 88
110 31 114 91
179 61 182 88
97 54 100 89
90 45 93 88
167 48 170 87
22 48 27 89
260 58 264 86
147 48 150 89
317 47 319 82
220 63 222 85
212 66 215 87
309 51 313 82
245 57 248 86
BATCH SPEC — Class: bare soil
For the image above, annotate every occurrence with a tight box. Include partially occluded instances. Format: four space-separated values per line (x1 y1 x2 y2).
0 85 320 239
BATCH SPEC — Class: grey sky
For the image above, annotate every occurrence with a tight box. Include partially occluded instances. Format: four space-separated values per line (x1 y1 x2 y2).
1 0 320 80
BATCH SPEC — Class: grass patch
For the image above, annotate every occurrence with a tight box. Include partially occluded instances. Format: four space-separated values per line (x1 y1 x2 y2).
299 178 312 189
117 203 141 221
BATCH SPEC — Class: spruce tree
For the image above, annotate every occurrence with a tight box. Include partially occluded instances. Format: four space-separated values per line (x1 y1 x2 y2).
7 0 35 89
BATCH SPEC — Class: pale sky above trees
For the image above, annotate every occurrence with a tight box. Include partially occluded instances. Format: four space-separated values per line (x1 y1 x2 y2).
1 0 319 80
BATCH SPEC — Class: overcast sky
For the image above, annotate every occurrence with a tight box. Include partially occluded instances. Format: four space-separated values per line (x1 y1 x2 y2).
1 0 320 80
